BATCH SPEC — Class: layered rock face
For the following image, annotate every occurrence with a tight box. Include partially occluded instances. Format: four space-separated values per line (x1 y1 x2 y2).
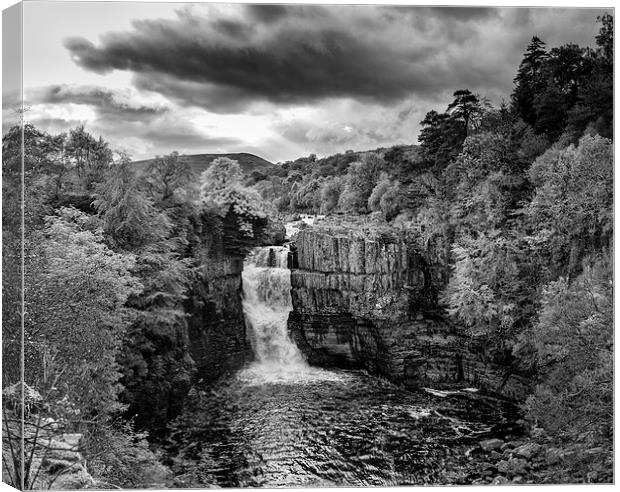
186 214 254 383
187 256 252 382
288 228 530 400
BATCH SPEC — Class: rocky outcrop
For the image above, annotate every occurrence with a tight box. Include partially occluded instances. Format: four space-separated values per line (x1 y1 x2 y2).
42 434 95 490
288 228 531 400
187 255 252 383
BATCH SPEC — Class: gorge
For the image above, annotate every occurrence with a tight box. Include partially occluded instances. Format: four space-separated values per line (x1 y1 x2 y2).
187 218 531 400
167 218 538 487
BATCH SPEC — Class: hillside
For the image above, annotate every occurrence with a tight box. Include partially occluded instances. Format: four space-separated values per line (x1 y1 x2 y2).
132 152 279 176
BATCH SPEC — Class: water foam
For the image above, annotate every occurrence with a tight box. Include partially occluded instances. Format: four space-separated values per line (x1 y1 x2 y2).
241 245 338 384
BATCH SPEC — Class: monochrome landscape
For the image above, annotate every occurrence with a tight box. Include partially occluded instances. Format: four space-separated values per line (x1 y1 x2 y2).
2 2 614 489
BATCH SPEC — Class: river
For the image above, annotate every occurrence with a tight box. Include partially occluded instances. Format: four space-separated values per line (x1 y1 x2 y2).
170 245 521 487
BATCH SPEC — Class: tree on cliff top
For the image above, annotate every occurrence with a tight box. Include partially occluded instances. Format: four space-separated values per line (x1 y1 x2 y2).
199 157 267 244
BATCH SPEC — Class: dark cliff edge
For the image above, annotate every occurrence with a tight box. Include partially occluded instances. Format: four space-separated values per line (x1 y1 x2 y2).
288 228 532 401
185 214 253 384
187 256 252 383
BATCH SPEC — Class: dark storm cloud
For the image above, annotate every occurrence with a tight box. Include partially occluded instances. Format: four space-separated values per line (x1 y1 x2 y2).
65 24 438 108
30 85 168 121
244 4 290 23
132 72 257 113
63 6 606 113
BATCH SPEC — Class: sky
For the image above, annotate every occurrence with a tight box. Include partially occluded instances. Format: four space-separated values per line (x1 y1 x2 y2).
2 1 609 162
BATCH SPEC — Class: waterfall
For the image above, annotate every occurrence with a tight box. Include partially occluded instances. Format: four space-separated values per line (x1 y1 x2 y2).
241 246 307 376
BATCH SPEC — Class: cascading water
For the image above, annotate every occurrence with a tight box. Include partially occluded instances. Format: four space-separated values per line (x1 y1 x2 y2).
241 245 309 381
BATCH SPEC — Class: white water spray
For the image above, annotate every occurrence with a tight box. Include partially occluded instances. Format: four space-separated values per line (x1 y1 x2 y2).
241 246 307 377
240 245 343 385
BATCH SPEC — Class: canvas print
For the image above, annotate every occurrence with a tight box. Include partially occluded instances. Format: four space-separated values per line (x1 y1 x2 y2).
1 1 614 489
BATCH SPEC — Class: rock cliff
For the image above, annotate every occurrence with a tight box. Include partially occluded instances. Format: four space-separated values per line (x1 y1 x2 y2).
187 251 252 384
288 227 531 400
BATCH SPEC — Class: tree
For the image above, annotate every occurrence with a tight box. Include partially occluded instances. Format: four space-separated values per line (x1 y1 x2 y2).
440 230 538 343
292 176 322 212
319 177 344 214
368 174 407 221
2 206 147 488
512 36 548 126
65 125 113 191
144 151 195 204
199 157 267 250
532 43 593 139
527 135 612 277
93 162 170 250
118 241 195 432
521 254 612 482
418 109 466 169
25 207 142 418
595 13 613 66
200 157 243 192
565 14 613 140
447 89 482 139
445 132 526 235
338 153 385 213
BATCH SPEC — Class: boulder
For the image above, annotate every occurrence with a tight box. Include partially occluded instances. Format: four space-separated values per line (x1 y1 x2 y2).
545 447 564 465
50 465 95 490
497 457 528 476
513 442 542 459
41 437 82 467
529 426 547 439
479 438 504 452
500 441 515 452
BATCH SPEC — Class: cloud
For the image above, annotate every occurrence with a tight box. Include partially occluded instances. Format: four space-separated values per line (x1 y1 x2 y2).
64 5 605 113
23 5 607 162
21 85 243 159
244 4 291 23
27 84 168 121
424 7 498 21
270 97 430 159
132 73 255 113
64 15 437 109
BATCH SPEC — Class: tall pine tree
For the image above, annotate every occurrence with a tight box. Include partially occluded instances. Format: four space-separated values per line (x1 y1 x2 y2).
511 36 548 126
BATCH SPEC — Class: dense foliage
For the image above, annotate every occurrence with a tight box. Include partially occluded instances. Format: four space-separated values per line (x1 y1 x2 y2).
2 122 272 487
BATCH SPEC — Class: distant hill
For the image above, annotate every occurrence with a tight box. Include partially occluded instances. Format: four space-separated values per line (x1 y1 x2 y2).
132 152 279 176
